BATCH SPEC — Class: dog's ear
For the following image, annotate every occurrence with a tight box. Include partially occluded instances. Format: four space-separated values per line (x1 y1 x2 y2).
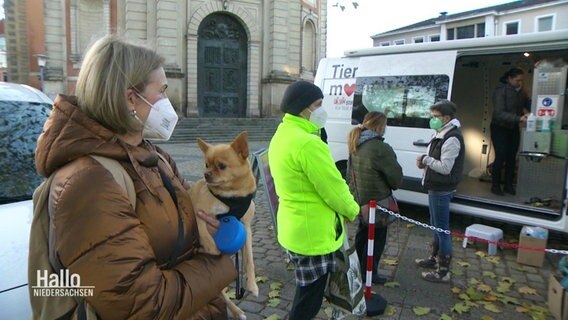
230 131 249 161
197 138 210 154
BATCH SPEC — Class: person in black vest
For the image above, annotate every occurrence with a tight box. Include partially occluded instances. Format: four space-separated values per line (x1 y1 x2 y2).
415 100 465 283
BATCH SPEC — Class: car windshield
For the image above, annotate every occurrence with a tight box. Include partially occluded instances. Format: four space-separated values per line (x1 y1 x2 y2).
0 100 51 204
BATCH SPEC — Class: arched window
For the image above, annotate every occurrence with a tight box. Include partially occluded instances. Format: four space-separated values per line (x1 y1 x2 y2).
301 20 316 75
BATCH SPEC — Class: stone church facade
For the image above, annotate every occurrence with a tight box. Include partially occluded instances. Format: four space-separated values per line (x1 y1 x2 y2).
4 0 328 118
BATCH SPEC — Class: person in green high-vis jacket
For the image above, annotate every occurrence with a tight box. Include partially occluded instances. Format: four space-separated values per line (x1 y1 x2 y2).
268 80 365 320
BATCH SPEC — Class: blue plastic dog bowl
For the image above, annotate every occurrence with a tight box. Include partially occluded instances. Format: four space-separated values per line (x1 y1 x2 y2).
214 216 246 255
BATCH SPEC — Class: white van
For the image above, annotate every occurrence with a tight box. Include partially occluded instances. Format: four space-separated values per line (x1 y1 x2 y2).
314 30 568 233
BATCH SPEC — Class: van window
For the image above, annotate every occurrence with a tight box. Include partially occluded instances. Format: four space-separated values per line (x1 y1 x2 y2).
352 75 449 128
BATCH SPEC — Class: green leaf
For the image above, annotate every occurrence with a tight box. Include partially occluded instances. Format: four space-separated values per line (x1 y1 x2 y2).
412 306 431 316
484 303 503 313
452 268 464 276
264 314 281 320
439 313 452 320
480 316 495 320
485 256 501 264
268 290 280 298
384 281 400 288
266 298 280 308
457 261 471 268
451 302 470 314
482 271 497 279
270 282 283 290
384 305 397 316
496 282 511 293
323 307 333 318
500 277 516 284
256 276 269 283
468 278 480 285
466 287 485 301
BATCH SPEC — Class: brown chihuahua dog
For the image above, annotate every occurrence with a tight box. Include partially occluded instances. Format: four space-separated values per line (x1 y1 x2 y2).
189 131 257 320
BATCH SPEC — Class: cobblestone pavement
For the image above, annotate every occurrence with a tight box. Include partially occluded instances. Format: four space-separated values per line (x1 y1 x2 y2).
158 141 566 320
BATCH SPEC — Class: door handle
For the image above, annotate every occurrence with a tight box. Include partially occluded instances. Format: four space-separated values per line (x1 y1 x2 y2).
413 140 429 147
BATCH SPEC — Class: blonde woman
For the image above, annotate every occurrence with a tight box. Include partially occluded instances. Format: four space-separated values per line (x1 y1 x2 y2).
31 34 236 319
347 111 403 285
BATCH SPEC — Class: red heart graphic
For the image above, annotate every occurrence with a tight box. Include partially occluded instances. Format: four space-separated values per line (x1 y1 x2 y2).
344 83 356 97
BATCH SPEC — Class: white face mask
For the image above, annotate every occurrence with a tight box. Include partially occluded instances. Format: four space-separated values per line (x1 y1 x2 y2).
308 107 328 129
136 94 179 141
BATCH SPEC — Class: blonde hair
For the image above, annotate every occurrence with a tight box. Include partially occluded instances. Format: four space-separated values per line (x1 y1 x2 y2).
348 111 387 155
75 34 165 134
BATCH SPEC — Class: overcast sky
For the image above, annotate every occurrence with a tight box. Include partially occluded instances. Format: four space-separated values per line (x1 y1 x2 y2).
327 0 516 57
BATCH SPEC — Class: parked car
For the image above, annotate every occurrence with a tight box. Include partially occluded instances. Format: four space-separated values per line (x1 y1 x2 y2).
0 82 52 319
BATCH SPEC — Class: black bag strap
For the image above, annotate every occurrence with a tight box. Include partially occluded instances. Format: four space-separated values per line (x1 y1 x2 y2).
157 167 185 269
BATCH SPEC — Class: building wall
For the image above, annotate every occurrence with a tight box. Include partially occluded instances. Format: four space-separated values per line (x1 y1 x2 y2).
4 0 326 118
371 1 568 47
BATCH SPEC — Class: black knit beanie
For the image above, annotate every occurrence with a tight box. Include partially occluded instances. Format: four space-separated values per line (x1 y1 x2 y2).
280 80 324 116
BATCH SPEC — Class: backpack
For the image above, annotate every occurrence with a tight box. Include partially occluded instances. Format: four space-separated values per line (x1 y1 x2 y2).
28 155 136 320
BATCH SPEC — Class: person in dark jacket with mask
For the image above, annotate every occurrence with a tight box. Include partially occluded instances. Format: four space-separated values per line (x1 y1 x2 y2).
490 67 530 196
347 111 403 285
415 100 465 283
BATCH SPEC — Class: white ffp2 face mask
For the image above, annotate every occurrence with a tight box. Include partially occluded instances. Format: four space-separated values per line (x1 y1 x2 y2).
137 95 179 141
308 107 328 129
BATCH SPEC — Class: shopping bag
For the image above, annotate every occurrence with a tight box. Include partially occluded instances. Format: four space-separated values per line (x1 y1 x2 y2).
324 232 366 316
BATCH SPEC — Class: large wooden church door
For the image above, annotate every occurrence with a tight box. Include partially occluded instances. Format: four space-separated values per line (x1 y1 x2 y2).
198 14 248 117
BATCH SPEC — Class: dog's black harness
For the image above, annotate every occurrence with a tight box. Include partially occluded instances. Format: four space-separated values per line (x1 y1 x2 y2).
214 192 254 220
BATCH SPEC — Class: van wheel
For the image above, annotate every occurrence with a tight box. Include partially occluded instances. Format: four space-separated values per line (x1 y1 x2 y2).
336 160 348 180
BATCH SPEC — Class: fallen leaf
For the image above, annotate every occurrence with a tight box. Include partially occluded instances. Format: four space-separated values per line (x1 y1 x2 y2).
496 282 511 293
383 258 399 266
500 277 516 284
494 294 520 305
452 268 464 276
256 276 269 283
457 261 471 268
484 303 503 313
484 295 497 302
515 306 530 313
270 282 283 290
406 224 415 229
451 287 461 294
478 284 492 293
458 293 470 301
451 302 470 314
384 305 396 316
439 313 452 320
480 316 495 320
482 271 497 279
268 290 280 298
512 265 527 272
413 306 431 316
485 256 501 264
226 291 236 299
323 307 333 318
476 251 487 257
529 305 548 313
266 298 280 308
518 286 537 295
264 314 281 320
468 278 480 285
384 281 400 288
466 287 486 301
